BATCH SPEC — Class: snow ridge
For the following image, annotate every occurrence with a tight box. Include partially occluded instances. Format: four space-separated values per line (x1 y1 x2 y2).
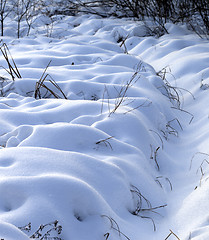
0 14 209 240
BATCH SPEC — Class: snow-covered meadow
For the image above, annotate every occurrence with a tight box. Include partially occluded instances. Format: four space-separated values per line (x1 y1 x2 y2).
0 13 209 240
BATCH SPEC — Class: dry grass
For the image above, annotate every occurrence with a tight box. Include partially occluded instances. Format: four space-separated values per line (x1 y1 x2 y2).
108 70 139 116
108 63 146 116
119 34 129 54
149 144 161 171
18 220 63 240
157 66 195 123
0 43 21 81
123 99 152 114
155 176 173 191
95 136 114 150
190 152 209 187
102 215 130 240
190 152 209 170
34 60 67 99
130 184 167 231
165 229 181 240
100 62 153 116
149 130 164 149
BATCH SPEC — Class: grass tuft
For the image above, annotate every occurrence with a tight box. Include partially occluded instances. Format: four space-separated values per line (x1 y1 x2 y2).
108 70 139 117
34 60 67 99
190 152 209 187
0 43 21 81
18 220 63 240
102 215 130 240
155 176 173 191
95 136 114 151
130 184 167 231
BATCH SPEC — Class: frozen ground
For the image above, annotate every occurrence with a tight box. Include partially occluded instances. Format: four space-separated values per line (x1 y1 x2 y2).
0 14 209 240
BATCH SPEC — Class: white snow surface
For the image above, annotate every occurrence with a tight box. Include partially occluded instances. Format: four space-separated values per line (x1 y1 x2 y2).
0 14 209 240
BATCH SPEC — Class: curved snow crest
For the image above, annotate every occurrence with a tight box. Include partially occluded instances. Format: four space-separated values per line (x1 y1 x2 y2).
0 221 29 240
0 147 164 239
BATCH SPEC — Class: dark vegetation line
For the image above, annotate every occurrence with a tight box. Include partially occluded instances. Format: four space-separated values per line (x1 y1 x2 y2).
0 0 208 39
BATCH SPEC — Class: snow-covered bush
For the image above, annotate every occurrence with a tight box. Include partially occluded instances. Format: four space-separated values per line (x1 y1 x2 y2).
0 0 208 38
55 0 209 37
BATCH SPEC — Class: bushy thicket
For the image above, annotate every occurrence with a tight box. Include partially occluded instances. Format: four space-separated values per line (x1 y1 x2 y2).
63 0 209 36
0 0 208 38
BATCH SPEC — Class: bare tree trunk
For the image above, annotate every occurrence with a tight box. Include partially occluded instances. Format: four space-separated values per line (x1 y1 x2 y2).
0 0 8 36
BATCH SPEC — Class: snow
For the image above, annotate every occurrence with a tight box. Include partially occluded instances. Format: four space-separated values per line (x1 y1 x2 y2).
0 13 209 240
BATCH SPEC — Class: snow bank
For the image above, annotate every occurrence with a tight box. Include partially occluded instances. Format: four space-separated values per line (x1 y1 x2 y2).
0 13 209 240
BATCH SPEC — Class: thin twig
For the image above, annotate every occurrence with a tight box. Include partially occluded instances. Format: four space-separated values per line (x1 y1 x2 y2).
149 129 164 149
0 43 21 81
190 152 209 170
102 215 130 240
165 229 181 240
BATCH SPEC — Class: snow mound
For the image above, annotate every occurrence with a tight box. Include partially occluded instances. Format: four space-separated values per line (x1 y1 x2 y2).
0 13 209 240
